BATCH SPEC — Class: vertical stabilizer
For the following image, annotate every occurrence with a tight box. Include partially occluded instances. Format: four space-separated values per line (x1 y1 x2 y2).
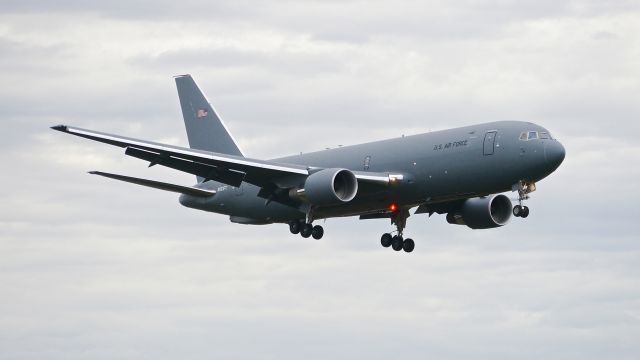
175 74 245 158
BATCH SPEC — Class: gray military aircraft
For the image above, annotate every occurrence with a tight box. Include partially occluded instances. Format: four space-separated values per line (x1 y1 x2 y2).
52 74 565 253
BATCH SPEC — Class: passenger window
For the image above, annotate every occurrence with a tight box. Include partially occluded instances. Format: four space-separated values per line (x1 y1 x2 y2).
539 132 550 139
528 131 538 140
519 132 527 141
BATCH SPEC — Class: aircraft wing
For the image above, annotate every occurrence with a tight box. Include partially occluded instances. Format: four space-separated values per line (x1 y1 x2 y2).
51 125 395 191
51 125 310 188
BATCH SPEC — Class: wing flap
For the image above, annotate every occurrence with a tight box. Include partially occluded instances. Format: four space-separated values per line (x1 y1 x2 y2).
125 147 245 187
89 171 216 197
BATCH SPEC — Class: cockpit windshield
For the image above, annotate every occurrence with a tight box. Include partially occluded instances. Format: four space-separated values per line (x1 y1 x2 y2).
519 130 554 141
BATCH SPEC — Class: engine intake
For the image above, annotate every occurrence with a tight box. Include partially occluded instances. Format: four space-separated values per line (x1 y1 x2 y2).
291 168 358 206
446 194 512 229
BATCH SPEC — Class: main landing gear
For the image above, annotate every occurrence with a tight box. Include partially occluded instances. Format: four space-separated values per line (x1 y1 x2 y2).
512 180 535 218
380 233 415 253
289 220 324 240
380 208 414 253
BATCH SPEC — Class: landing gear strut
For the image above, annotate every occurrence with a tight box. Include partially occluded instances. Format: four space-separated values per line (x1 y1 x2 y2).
513 180 535 218
380 208 414 253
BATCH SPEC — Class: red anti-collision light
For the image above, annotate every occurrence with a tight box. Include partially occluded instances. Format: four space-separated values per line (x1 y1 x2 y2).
389 203 397 212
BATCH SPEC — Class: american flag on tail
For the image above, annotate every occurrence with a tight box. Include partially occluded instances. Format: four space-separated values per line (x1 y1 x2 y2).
196 108 208 118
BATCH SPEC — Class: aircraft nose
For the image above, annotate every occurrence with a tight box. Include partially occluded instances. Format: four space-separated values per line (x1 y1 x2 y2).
545 140 565 170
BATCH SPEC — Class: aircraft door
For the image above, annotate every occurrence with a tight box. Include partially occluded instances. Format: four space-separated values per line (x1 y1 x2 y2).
363 155 371 170
483 131 497 155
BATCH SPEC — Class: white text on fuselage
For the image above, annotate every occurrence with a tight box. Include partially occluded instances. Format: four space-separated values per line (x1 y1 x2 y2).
433 140 468 151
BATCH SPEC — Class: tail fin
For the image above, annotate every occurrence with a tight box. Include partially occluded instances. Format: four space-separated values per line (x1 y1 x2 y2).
175 74 245 158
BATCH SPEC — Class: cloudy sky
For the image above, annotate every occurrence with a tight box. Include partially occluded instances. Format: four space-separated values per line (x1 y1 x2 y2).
1 1 639 359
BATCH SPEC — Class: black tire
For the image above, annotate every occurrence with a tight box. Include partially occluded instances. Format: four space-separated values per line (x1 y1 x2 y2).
513 205 522 217
300 223 313 238
521 206 530 218
391 236 403 251
380 233 392 248
402 238 415 253
289 221 301 234
311 225 324 240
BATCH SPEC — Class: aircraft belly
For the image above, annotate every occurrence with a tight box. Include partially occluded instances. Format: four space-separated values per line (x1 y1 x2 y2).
185 183 303 223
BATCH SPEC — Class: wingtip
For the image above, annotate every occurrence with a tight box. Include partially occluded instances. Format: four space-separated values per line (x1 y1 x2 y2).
87 171 100 175
50 124 68 132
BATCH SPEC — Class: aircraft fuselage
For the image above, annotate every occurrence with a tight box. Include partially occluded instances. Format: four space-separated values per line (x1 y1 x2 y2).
180 120 565 223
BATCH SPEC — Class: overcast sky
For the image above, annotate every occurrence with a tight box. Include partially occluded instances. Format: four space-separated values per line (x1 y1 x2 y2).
1 1 639 359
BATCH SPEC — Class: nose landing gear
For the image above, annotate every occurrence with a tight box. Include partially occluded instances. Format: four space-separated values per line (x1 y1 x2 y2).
513 180 535 218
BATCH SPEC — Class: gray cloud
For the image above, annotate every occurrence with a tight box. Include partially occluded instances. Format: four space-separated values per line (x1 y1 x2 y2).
1 2 640 360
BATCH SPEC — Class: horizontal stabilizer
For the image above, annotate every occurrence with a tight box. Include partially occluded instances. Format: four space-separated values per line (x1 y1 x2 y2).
88 171 216 197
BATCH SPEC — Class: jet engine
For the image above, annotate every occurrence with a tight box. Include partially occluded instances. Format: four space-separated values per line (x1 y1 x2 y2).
446 194 512 229
290 168 358 206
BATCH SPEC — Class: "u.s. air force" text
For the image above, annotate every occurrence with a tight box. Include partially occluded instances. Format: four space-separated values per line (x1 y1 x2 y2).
433 140 468 151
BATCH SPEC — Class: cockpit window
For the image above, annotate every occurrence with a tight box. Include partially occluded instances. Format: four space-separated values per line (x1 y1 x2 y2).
520 130 551 141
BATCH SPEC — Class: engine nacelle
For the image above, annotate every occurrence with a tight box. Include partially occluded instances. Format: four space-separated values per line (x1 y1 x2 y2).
291 168 358 206
446 194 512 229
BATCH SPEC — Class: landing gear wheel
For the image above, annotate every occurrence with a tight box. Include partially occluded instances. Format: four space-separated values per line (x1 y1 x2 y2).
300 223 313 238
521 206 530 218
289 221 301 234
380 233 392 248
402 238 415 253
311 225 324 240
391 236 403 251
513 205 523 217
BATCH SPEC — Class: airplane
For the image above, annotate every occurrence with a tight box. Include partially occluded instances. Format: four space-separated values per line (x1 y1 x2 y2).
51 74 565 253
